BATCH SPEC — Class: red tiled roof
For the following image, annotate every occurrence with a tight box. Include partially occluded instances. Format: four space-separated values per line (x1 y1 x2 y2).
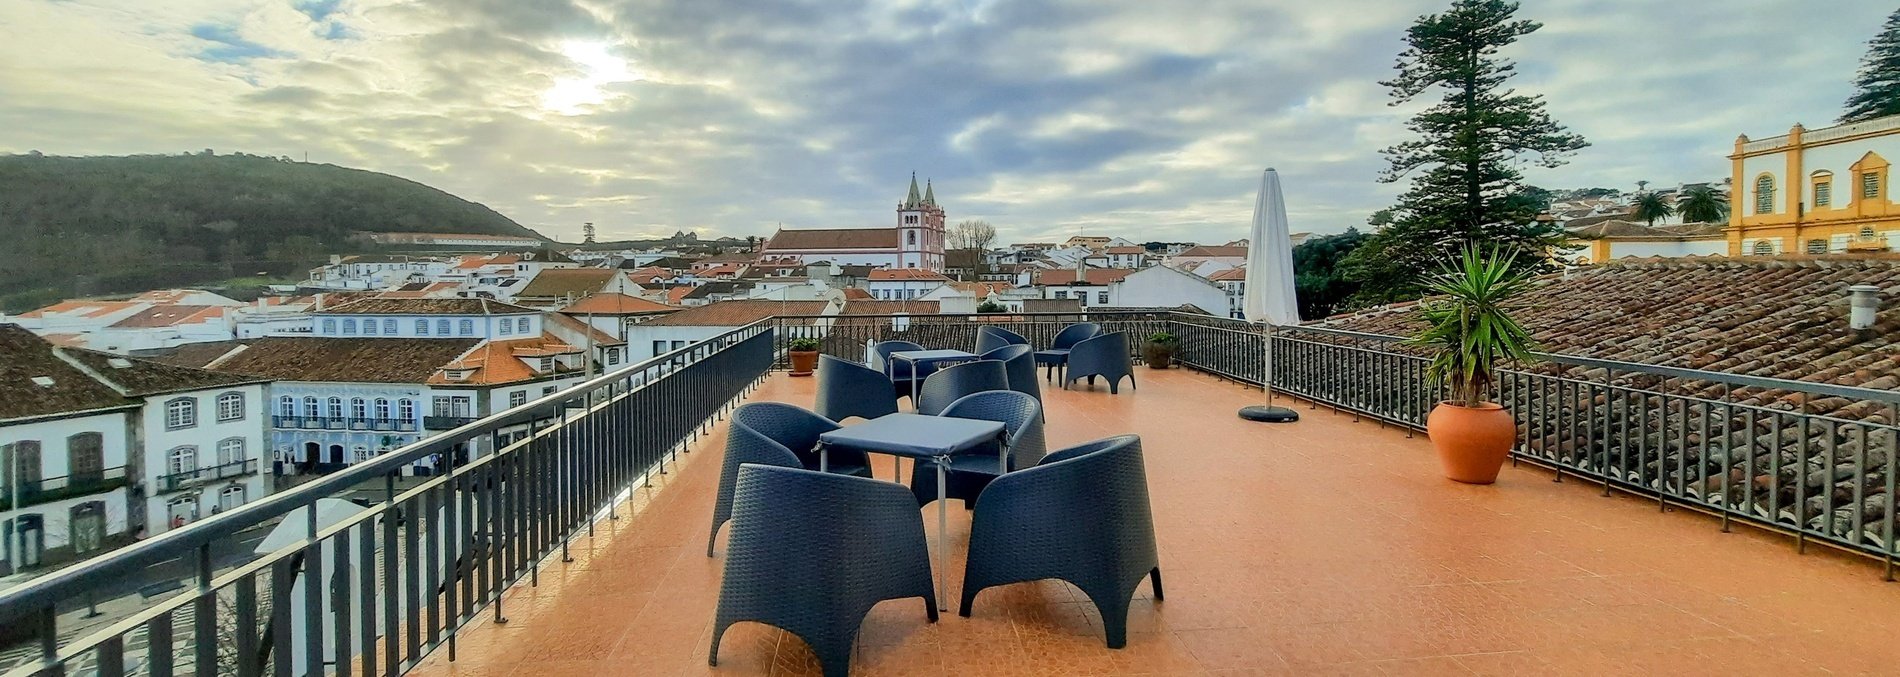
0 325 135 420
665 286 694 305
15 300 142 319
763 228 898 251
841 288 874 300
868 269 950 281
840 301 941 315
430 335 581 385
209 337 483 383
1321 257 1900 399
1175 245 1247 258
514 268 618 299
558 293 675 315
641 300 828 326
1208 267 1247 281
107 305 228 328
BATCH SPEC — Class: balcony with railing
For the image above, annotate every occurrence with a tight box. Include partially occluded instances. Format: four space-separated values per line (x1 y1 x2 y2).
0 466 129 511
155 460 260 494
1 313 1897 676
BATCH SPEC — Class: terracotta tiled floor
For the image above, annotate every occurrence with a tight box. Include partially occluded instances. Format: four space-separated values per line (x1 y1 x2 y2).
412 369 1900 676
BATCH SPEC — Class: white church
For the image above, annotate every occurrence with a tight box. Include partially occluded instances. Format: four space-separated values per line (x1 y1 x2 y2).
756 175 948 271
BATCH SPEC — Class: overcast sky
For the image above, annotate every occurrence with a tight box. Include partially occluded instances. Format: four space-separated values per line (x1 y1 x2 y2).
0 0 1889 243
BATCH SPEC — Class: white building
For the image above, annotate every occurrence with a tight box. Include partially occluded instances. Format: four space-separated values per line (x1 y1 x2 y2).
305 255 443 291
757 175 948 270
625 300 831 361
864 269 950 300
1095 264 1230 313
0 325 270 574
1102 246 1149 269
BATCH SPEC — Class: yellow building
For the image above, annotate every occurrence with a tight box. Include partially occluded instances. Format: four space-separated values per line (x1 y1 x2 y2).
1728 114 1900 255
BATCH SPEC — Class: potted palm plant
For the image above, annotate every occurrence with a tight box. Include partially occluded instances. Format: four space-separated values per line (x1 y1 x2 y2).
1410 247 1537 484
787 337 821 377
1143 331 1180 369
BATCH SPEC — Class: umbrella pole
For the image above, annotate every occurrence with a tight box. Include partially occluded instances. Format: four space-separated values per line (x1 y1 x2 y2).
1239 321 1299 423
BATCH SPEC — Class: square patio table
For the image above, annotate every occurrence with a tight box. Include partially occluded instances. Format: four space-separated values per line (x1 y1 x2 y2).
888 349 979 407
818 413 1007 611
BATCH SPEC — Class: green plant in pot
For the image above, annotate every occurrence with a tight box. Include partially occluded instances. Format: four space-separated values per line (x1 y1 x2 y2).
976 301 1007 314
1143 331 1180 369
1408 246 1537 484
787 337 822 376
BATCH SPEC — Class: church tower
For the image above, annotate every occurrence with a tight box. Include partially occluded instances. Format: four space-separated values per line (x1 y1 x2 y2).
896 173 947 270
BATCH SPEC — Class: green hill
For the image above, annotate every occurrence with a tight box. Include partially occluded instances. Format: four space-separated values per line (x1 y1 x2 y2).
0 152 542 311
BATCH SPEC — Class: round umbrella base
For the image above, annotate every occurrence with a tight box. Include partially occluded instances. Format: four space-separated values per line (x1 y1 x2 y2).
1238 405 1299 423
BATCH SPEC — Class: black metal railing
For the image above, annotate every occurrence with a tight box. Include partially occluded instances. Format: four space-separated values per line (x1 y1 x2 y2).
1159 312 1900 571
765 310 1175 369
155 460 260 494
422 416 477 431
0 467 130 511
0 322 775 677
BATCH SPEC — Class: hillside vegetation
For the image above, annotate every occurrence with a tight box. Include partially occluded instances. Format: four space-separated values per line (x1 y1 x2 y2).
0 152 538 311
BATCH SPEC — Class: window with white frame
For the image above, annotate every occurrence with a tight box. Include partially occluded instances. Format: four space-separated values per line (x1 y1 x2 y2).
510 390 527 407
342 319 357 335
459 319 474 335
322 319 337 334
303 396 319 417
350 398 367 419
279 395 296 417
168 446 197 475
517 318 530 333
437 319 451 335
417 319 430 335
383 319 397 334
398 398 415 421
216 392 244 421
499 320 513 335
374 398 391 420
219 485 247 511
327 397 343 419
1097 291 1109 304
362 319 377 335
217 438 245 464
165 397 197 430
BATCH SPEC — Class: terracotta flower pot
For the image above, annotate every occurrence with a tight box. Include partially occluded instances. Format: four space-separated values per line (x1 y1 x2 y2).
788 350 818 377
1142 342 1175 369
1425 401 1515 484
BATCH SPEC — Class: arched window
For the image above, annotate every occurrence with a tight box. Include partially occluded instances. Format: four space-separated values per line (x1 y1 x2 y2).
217 437 245 464
398 398 415 421
1754 174 1775 214
383 319 398 334
326 397 344 419
1751 240 1774 255
374 398 391 420
219 485 247 511
416 319 430 335
279 395 296 417
216 392 244 421
342 319 357 335
167 446 197 475
303 396 320 417
458 319 474 335
2 441 41 490
907 231 918 246
1806 239 1827 254
1860 225 1878 241
322 319 337 334
350 398 367 420
67 433 103 483
165 397 197 430
437 319 451 335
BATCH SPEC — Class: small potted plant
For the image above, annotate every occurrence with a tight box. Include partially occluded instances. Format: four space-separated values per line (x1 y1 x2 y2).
976 301 1008 314
1410 246 1537 484
787 337 821 376
1143 331 1180 369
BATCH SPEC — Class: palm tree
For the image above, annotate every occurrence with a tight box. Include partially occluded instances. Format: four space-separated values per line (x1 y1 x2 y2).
1676 185 1730 224
1631 191 1674 226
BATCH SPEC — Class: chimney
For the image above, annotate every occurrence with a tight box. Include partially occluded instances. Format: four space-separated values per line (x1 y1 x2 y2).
1848 284 1881 334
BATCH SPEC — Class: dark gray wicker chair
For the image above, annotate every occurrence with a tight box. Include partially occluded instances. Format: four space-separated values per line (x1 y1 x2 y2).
868 340 933 399
980 343 1040 403
711 464 937 677
707 403 871 557
975 325 1030 355
914 359 1010 416
1062 331 1135 394
959 435 1161 649
1034 322 1101 382
909 390 1046 508
814 355 899 423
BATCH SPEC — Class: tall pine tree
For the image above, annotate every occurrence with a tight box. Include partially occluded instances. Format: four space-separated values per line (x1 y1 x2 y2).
1844 8 1900 123
1344 0 1587 305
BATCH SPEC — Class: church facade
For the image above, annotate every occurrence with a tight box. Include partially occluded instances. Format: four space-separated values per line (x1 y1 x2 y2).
757 175 948 270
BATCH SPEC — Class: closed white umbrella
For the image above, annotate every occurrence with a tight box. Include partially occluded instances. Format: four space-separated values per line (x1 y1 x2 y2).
1240 168 1300 423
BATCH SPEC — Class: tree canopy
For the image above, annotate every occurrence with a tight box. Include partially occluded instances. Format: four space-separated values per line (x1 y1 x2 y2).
1344 0 1587 305
1844 8 1900 123
1675 185 1730 224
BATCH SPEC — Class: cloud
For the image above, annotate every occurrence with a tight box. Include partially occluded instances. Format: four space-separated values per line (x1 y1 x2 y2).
0 0 1892 243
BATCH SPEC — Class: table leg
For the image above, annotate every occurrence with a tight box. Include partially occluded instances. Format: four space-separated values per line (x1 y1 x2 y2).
819 446 828 473
910 359 921 413
936 456 948 612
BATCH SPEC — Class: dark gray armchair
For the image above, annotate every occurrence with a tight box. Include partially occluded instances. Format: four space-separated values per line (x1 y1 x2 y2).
980 343 1040 403
711 464 937 677
914 359 1009 416
1034 322 1101 381
975 325 1030 354
814 354 899 423
869 340 933 400
1062 331 1135 394
959 434 1162 649
909 390 1046 508
707 403 871 557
